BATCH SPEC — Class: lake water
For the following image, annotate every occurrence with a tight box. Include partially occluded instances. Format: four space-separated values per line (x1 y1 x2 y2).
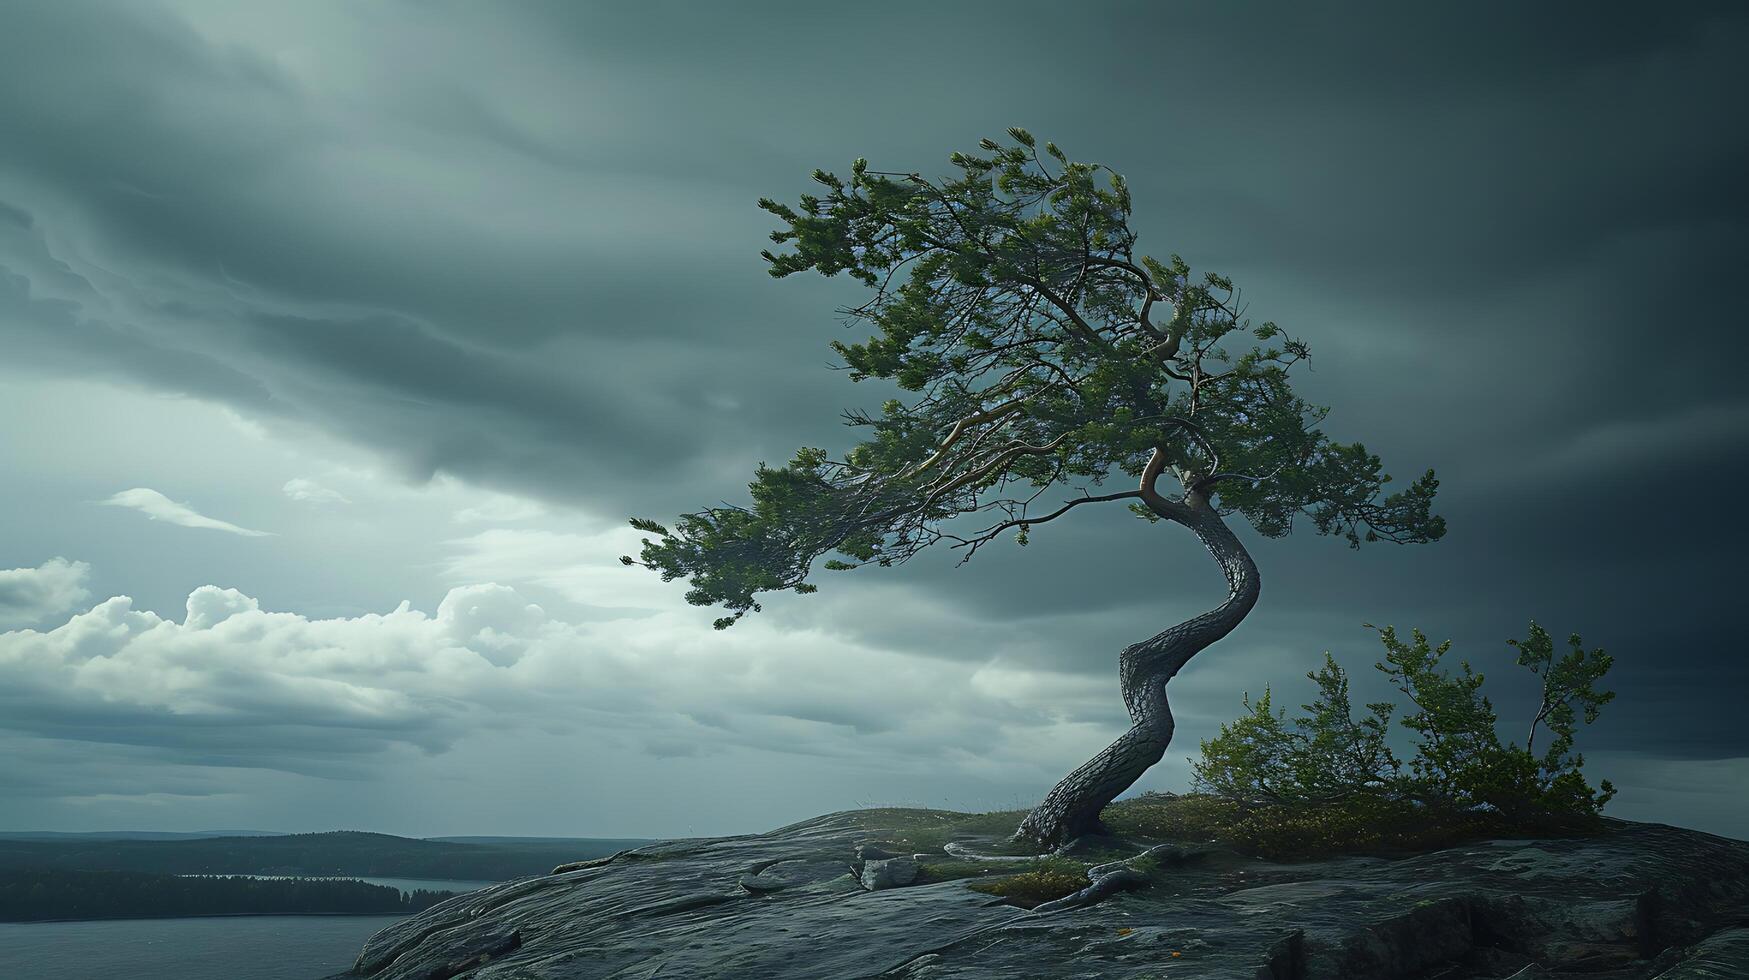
0 915 405 979
0 876 500 979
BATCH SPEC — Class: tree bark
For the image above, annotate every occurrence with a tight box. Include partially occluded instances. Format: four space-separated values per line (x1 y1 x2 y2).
1012 493 1260 849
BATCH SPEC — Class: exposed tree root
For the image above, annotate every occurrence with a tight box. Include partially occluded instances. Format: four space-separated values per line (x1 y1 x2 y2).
941 841 1041 863
1028 843 1179 914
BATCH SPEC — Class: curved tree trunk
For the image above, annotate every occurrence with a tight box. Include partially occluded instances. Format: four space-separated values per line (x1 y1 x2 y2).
1012 493 1260 850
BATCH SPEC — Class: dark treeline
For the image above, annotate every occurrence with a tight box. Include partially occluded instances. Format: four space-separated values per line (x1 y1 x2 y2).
0 831 646 880
0 869 458 922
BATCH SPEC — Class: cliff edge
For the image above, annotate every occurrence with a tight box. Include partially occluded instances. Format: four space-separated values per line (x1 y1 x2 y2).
328 808 1749 979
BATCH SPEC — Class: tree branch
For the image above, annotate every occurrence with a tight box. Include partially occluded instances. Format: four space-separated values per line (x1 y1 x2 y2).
1013 273 1114 352
1192 459 1290 496
952 489 1143 556
922 432 1072 509
1137 447 1190 522
1160 416 1219 476
901 397 1030 480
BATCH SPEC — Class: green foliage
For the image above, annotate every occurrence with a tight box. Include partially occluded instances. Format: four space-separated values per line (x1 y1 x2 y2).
1192 655 1397 805
1298 655 1400 798
1191 688 1298 804
1191 622 1616 833
1510 623 1616 792
1372 624 1505 805
1373 622 1616 819
627 131 1444 625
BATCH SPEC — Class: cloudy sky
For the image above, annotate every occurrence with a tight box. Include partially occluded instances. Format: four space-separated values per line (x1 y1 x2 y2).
1 1 1744 840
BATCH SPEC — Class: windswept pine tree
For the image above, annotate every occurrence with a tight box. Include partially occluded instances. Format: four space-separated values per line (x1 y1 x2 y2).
627 130 1445 849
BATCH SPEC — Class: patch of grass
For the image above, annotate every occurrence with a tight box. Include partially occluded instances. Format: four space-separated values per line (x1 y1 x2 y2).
1124 851 1164 876
1104 793 1247 842
966 856 1090 908
1102 791 1606 862
849 808 1027 852
913 860 1004 884
847 794 1606 867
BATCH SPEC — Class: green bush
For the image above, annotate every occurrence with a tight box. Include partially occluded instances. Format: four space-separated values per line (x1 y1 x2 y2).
1192 653 1398 805
1193 621 1615 829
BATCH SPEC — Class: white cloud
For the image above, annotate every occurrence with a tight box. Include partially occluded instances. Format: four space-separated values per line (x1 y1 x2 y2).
436 583 548 668
0 576 1130 789
0 558 92 628
282 477 350 505
452 492 547 524
100 487 273 536
218 407 268 441
440 525 677 613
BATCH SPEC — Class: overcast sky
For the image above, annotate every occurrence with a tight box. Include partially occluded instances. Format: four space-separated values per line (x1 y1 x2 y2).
1 0 1744 841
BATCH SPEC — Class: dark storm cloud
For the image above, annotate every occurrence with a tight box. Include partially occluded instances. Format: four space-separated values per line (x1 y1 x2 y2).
1 0 1744 773
0 251 276 410
0 0 858 505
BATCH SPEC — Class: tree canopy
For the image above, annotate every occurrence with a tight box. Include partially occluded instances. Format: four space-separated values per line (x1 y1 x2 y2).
627 130 1445 627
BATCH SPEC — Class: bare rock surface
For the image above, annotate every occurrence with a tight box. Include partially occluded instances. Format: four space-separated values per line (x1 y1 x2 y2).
327 812 1749 980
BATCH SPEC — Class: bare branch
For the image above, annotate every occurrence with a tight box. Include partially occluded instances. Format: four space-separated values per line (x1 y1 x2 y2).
955 488 1143 553
900 396 1030 480
1192 460 1290 495
923 432 1072 506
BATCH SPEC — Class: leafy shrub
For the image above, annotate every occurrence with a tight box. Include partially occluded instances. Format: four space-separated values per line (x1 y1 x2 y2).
1508 623 1617 814
1192 653 1397 805
1373 622 1615 820
1193 621 1615 832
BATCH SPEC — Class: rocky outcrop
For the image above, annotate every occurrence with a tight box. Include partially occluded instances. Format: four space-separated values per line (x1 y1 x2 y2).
328 812 1749 979
860 856 919 891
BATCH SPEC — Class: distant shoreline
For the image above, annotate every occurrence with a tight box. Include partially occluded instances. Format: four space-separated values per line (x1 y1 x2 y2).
0 869 461 923
2 910 413 925
0 830 646 881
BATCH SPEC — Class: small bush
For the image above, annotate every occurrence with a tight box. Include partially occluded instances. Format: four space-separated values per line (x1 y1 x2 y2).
1373 621 1615 820
1192 653 1398 805
1180 620 1617 855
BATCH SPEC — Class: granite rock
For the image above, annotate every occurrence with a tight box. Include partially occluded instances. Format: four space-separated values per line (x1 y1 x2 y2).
861 856 920 891
328 813 1749 980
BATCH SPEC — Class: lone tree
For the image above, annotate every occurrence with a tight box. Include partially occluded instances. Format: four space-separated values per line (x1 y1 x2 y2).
626 130 1446 849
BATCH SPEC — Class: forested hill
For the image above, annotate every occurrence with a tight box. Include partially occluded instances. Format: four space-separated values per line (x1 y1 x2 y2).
0 831 650 880
0 869 456 922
